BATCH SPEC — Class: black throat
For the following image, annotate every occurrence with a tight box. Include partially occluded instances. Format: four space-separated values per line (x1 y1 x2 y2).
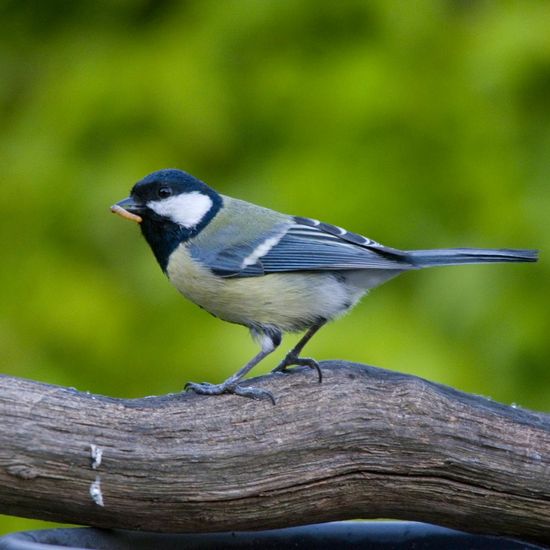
139 193 222 272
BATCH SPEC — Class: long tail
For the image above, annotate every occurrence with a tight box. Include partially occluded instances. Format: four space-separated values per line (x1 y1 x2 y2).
406 248 538 268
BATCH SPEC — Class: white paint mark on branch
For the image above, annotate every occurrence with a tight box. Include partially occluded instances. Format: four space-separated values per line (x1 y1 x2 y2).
90 444 103 469
90 476 104 507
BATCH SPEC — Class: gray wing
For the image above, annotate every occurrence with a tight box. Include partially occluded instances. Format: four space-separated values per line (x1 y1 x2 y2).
193 216 414 278
257 217 413 273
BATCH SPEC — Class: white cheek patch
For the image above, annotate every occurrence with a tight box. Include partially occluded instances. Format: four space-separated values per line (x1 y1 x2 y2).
147 192 213 228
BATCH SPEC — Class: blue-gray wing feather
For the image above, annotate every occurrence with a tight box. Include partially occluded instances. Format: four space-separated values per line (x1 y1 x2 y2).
190 238 267 277
259 233 409 272
192 216 413 278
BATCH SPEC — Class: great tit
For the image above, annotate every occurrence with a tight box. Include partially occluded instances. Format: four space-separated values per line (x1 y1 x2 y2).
112 169 538 403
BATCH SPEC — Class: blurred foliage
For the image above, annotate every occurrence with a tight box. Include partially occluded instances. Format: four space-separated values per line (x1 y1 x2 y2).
1 0 549 535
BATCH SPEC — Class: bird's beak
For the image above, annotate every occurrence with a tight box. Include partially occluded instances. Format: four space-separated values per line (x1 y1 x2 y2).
110 197 143 223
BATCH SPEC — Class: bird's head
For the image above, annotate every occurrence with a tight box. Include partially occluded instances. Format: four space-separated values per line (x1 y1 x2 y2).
111 169 222 270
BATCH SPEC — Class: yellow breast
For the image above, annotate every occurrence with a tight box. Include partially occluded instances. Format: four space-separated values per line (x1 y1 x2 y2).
165 244 356 332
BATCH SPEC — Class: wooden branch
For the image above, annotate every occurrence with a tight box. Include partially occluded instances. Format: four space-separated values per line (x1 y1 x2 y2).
1 362 549 545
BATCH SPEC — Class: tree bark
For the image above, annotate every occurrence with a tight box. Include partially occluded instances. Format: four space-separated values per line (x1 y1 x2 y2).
1 362 549 545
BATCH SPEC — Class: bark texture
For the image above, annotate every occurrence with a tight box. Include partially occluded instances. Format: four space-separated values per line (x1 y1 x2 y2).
1 362 549 545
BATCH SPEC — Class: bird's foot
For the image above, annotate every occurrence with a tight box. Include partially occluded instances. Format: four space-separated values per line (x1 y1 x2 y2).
272 354 323 383
184 381 275 404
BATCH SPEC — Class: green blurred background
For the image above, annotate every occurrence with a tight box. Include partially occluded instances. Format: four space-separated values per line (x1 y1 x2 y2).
1 0 549 534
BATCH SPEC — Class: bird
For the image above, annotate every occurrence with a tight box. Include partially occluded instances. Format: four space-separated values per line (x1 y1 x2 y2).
111 168 538 403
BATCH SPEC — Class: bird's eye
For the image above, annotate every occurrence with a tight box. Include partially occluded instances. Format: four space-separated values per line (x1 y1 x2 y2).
158 187 172 199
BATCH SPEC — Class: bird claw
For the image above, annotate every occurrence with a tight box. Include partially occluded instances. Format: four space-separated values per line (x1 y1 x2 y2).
185 381 275 404
184 381 224 395
272 355 323 383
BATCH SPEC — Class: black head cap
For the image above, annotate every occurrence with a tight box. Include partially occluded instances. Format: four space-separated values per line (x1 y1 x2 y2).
129 169 223 271
130 169 215 204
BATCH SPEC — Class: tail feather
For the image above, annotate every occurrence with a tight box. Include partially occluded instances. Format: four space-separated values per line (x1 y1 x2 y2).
406 248 538 268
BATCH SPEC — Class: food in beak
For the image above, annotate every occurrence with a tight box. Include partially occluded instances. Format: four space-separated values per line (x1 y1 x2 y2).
111 204 143 223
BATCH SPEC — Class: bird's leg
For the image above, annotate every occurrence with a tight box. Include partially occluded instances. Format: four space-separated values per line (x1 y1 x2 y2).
185 330 281 403
272 320 326 382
